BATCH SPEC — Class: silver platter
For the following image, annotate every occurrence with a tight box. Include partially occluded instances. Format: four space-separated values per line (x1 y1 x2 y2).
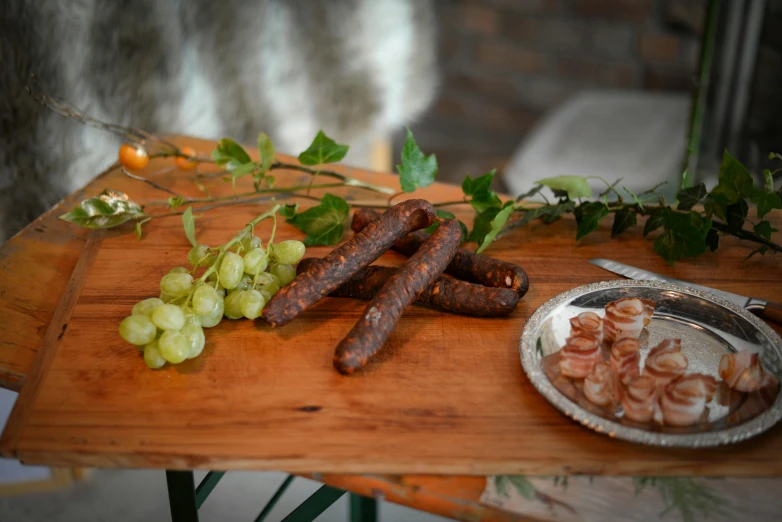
519 280 782 447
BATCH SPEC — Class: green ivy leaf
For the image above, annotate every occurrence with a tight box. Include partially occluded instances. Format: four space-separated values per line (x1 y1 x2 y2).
468 207 501 245
611 208 637 237
709 149 753 205
747 245 769 259
574 201 609 241
749 187 782 220
230 161 259 179
705 228 719 251
424 210 467 242
298 131 349 166
476 204 514 254
59 189 145 229
182 206 197 247
515 185 543 202
279 203 299 218
653 213 707 265
754 220 778 241
676 183 707 211
725 199 749 233
257 132 275 175
397 128 437 193
462 170 502 213
287 193 349 246
536 176 592 200
643 207 668 237
211 138 252 170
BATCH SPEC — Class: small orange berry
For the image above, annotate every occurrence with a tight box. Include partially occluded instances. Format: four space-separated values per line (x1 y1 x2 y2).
175 146 198 170
118 143 150 171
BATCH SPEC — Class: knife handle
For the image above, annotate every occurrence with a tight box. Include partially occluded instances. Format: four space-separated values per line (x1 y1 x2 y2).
760 302 782 326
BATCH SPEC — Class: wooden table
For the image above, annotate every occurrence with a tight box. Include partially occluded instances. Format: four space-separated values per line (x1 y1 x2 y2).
1 137 781 522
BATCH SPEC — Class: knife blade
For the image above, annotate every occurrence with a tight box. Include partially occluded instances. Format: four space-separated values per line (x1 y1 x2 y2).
588 258 763 311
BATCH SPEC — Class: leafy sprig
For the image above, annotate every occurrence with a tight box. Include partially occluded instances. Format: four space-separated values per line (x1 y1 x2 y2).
46 86 780 263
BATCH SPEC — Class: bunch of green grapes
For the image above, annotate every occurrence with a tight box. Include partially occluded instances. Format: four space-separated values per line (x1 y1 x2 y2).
119 222 305 369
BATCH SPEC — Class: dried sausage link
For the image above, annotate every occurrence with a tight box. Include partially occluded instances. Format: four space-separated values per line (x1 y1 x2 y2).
263 199 436 327
333 218 462 375
297 258 518 316
351 208 529 297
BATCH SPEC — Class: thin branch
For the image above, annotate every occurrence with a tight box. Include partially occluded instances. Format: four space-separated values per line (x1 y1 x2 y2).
122 168 183 197
711 221 782 253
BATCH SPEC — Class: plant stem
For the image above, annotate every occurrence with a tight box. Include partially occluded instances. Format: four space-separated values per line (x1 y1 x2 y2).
144 183 348 207
270 161 396 195
711 221 782 253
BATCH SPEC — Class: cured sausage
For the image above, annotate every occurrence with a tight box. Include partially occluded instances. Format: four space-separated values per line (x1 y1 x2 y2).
351 208 529 297
262 199 436 327
296 258 519 316
333 218 462 374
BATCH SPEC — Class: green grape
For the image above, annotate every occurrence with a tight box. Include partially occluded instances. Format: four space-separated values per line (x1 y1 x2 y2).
270 263 296 286
240 289 266 320
255 272 281 294
223 290 246 320
243 248 268 275
273 240 306 264
219 252 244 289
199 297 224 328
143 341 166 369
192 284 218 316
259 288 274 304
206 280 226 298
158 330 190 364
160 272 193 297
233 275 253 292
132 297 164 317
119 315 157 345
241 235 262 252
151 304 186 331
169 266 189 274
187 244 212 267
182 322 206 359
159 291 177 304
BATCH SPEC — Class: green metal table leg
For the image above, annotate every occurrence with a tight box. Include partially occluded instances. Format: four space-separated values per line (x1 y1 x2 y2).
254 475 295 522
350 493 378 522
195 471 225 509
280 484 345 522
166 470 199 522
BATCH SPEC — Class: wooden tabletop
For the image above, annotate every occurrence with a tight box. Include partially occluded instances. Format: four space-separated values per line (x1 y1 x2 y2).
1 137 781 521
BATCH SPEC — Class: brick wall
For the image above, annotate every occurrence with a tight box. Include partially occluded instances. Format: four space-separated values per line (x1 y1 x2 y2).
399 0 706 187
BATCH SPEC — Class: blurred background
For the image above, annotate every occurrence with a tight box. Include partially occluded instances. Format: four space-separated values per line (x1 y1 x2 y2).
396 0 781 200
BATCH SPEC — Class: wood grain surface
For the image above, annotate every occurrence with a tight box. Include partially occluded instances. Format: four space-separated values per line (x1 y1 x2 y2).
1 137 782 493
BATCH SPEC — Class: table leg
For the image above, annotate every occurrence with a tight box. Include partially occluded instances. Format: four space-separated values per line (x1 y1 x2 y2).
350 493 378 522
166 470 199 522
254 475 295 522
280 484 345 522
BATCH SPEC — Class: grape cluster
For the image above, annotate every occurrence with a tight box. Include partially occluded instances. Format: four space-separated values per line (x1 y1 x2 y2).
119 234 306 369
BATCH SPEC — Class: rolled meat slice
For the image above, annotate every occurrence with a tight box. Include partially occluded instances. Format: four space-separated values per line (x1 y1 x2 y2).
660 374 717 426
609 337 641 385
584 361 620 408
622 375 663 424
559 335 602 379
719 352 779 393
569 312 604 345
643 338 688 385
603 298 655 343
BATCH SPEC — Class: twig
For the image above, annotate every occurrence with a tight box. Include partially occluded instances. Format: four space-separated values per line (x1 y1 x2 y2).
711 221 782 253
121 168 183 197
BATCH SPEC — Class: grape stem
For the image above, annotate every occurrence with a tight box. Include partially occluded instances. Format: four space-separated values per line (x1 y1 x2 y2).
196 205 281 284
